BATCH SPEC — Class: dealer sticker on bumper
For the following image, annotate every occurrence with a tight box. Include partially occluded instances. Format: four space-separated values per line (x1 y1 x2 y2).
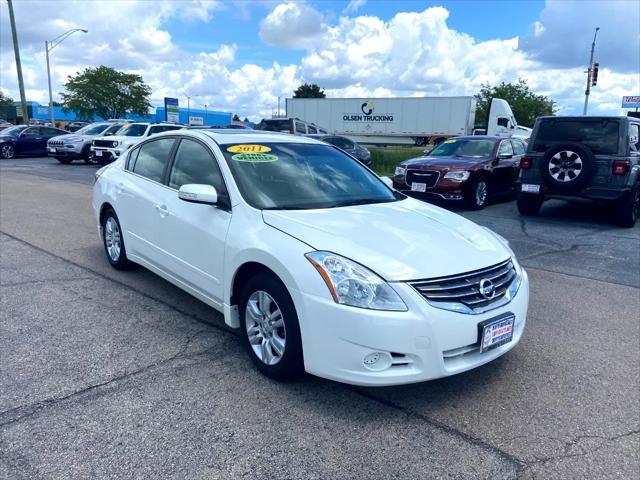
479 314 515 353
521 184 540 193
48 147 56 153
411 182 427 192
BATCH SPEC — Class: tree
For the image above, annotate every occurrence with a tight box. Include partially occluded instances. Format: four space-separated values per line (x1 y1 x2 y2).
474 79 555 128
0 91 14 109
60 65 151 120
232 114 240 121
243 117 249 123
293 83 326 98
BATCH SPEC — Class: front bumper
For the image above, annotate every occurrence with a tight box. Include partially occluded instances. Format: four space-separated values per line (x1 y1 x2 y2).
292 269 529 386
393 174 467 201
47 144 83 158
90 147 120 163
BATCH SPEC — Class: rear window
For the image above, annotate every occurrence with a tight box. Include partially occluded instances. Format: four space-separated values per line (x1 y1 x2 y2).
256 119 292 132
533 119 620 154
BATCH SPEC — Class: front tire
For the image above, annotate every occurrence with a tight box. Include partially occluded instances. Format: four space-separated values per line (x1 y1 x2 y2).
517 192 544 216
614 185 639 228
465 178 489 210
83 146 97 165
1 144 15 159
101 208 133 270
239 273 303 381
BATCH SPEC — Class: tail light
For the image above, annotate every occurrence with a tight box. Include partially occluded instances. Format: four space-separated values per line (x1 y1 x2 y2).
612 160 629 175
520 156 533 169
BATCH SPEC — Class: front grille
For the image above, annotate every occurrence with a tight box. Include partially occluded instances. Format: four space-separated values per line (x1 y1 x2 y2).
406 169 439 188
93 139 115 148
48 139 64 146
409 259 517 313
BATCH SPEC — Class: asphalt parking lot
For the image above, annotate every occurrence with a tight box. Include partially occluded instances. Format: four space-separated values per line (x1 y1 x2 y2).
1 157 639 479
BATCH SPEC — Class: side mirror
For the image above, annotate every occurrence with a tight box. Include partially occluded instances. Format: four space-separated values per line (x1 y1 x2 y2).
178 184 218 205
423 148 432 156
380 176 393 188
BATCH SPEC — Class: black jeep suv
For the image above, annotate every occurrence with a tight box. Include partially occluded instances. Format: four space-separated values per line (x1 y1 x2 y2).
517 116 640 227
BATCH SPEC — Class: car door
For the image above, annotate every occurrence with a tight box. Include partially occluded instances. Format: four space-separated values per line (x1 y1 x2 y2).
16 127 42 155
508 139 526 190
116 137 177 267
492 139 517 193
153 137 232 304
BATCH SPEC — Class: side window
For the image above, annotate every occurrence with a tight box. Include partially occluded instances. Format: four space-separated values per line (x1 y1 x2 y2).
295 122 306 134
308 125 317 134
168 139 228 204
497 117 510 128
23 127 40 137
42 127 61 136
629 124 639 152
131 138 175 182
511 140 525 155
126 146 141 171
498 140 514 156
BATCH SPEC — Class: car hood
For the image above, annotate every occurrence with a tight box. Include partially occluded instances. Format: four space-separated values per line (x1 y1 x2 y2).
404 156 486 170
262 197 510 281
95 135 138 143
49 134 78 142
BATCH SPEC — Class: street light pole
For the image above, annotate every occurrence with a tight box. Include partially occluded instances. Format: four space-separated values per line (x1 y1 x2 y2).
583 27 600 116
7 0 29 123
45 28 88 126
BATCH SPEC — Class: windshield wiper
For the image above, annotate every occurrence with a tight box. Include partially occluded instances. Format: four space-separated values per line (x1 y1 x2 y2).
328 198 395 208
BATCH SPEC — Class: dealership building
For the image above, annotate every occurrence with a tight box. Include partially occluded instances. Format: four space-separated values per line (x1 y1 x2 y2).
2 102 234 127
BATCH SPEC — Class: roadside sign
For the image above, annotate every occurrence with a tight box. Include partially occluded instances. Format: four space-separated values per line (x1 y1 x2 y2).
189 116 203 126
164 97 179 122
622 96 640 108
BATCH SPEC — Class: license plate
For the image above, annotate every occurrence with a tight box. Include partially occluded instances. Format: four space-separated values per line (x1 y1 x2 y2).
48 147 56 153
521 183 540 193
411 182 427 192
479 313 514 353
95 150 103 157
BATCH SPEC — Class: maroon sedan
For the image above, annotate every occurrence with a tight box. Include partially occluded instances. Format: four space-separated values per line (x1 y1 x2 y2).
392 136 527 209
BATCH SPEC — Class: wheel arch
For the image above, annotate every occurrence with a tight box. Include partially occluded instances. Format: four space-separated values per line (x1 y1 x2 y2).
99 202 115 225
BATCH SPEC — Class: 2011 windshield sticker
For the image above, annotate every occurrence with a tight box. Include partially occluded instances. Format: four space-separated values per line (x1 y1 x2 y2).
227 144 271 153
231 152 279 163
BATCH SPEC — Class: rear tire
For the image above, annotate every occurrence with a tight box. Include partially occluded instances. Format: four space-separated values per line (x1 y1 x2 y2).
239 273 304 381
56 157 73 164
517 192 544 216
613 185 639 228
101 208 133 270
465 178 489 210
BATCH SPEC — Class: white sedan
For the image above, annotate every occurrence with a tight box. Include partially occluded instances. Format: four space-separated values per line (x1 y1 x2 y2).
92 129 528 386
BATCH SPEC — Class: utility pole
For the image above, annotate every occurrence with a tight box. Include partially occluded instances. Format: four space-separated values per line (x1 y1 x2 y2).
583 27 600 116
186 95 191 125
7 0 29 123
204 104 208 125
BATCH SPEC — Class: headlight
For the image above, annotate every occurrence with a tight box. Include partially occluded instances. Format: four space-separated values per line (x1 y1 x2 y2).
394 165 406 176
444 170 470 181
111 140 119 148
305 251 407 311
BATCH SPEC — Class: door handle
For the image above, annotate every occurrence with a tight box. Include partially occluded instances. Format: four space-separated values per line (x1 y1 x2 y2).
155 204 169 217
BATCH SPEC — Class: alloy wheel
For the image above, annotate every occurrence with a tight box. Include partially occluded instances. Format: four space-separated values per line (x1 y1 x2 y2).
104 217 121 262
475 180 488 206
1 144 15 159
549 150 582 182
245 290 286 366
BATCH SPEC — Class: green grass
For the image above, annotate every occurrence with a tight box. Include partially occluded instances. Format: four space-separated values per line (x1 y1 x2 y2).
369 147 425 176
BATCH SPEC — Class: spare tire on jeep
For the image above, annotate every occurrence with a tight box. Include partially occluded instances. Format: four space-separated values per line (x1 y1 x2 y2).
539 142 595 192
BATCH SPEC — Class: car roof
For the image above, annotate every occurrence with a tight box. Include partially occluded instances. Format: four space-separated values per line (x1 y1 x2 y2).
186 129 324 146
452 135 504 141
537 115 628 121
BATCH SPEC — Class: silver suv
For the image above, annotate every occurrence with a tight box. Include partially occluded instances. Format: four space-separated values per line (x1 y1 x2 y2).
91 122 183 165
47 123 125 164
517 116 640 227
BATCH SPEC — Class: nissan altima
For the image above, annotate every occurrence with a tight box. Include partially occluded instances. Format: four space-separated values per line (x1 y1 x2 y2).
92 129 528 386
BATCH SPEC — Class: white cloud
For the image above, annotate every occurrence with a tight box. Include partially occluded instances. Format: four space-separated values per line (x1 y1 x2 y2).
259 2 326 49
344 0 366 14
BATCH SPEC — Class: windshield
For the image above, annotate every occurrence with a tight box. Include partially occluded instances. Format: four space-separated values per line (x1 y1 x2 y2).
0 125 27 136
222 143 399 210
76 124 109 136
257 119 291 132
116 123 147 137
429 139 496 158
104 124 125 135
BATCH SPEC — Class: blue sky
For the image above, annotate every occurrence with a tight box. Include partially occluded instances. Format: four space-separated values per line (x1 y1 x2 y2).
0 0 637 120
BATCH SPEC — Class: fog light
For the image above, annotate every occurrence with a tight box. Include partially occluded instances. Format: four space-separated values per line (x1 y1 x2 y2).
363 351 392 371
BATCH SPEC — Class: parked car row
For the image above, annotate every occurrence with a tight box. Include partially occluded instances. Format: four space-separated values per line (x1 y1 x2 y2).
393 115 640 227
0 125 69 159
